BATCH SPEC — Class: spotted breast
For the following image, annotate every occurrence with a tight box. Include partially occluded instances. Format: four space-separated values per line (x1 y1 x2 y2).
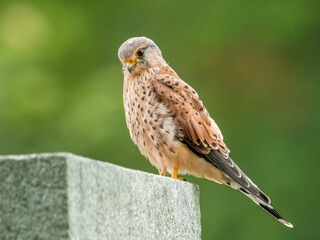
123 66 180 173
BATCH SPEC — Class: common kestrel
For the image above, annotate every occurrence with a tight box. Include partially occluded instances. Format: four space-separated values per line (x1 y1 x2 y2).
118 37 293 228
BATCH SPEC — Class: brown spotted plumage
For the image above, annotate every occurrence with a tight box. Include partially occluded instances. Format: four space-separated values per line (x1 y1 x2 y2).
152 66 229 156
118 37 293 228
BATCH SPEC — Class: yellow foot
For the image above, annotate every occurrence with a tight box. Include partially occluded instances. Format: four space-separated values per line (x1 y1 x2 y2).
170 164 186 181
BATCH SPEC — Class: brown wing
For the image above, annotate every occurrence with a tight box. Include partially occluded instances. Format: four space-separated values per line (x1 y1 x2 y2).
150 65 271 204
151 65 229 156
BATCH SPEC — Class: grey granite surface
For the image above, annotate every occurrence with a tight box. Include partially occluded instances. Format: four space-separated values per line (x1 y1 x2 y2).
0 153 201 240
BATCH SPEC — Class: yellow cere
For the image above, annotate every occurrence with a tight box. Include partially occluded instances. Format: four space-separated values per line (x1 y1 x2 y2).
125 60 136 65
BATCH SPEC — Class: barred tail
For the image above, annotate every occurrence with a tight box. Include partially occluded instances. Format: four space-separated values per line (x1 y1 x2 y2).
258 202 293 228
239 188 293 228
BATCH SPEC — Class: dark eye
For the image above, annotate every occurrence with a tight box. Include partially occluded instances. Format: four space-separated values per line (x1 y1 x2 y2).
136 49 144 57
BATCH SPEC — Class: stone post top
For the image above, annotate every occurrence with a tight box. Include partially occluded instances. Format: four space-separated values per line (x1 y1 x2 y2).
0 152 201 240
0 152 199 186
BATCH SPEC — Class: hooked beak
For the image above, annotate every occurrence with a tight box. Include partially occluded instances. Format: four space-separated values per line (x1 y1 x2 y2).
125 60 136 73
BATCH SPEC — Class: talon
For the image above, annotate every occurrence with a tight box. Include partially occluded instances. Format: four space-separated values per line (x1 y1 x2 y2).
177 178 186 181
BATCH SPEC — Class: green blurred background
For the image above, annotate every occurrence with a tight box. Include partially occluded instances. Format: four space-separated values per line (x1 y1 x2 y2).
0 0 319 239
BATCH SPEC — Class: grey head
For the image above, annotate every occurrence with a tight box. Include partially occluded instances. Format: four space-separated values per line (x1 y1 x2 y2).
118 37 165 74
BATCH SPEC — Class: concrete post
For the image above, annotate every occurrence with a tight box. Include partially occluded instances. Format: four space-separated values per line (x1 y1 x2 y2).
0 153 201 240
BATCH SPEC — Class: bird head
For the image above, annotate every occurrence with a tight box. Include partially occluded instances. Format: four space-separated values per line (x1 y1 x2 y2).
118 37 164 74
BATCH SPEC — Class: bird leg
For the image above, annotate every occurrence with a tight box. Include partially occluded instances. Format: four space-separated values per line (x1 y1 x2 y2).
160 168 167 176
171 165 179 179
171 163 186 181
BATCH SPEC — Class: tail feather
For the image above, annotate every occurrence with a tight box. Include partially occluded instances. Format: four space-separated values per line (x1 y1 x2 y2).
239 188 293 228
258 202 293 228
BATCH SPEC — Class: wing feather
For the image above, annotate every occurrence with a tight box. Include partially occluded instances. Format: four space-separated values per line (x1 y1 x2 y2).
152 65 227 155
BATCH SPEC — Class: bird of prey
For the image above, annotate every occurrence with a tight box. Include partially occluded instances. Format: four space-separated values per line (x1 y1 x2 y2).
118 37 293 228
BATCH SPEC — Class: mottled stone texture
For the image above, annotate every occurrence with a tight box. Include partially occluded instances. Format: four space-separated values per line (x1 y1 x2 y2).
0 153 201 240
